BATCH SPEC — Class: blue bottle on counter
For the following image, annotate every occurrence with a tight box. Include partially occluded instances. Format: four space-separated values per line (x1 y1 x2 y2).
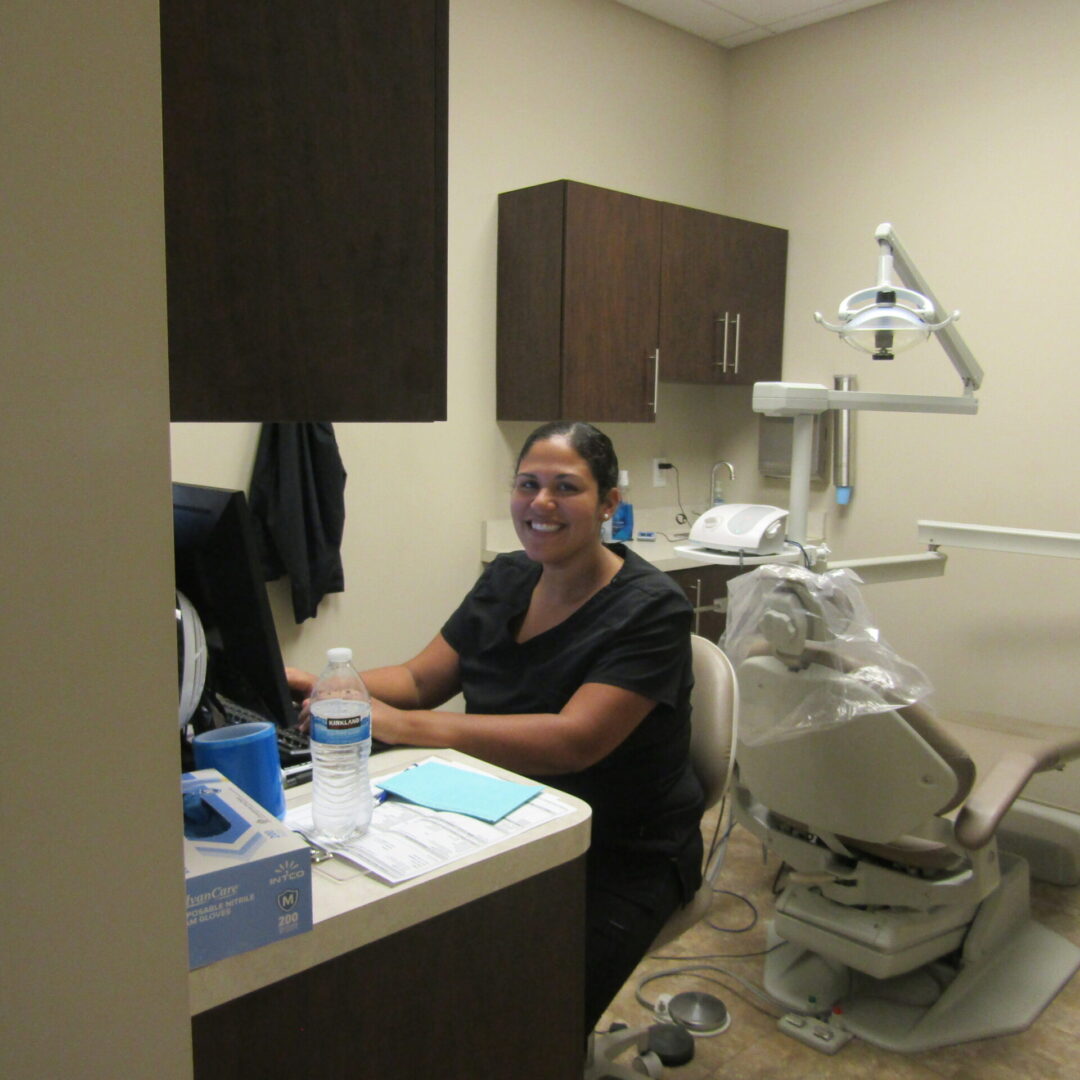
611 469 634 541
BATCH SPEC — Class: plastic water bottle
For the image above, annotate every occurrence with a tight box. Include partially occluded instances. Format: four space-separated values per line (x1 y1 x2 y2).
309 647 373 843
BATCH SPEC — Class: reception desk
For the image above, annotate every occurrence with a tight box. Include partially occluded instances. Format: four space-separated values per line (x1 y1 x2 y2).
190 748 592 1079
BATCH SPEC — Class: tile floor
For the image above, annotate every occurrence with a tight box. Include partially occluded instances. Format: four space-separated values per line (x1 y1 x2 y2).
597 809 1080 1080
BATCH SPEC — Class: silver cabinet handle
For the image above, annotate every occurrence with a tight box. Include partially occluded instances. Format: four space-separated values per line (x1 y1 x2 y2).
648 348 660 413
693 578 702 634
714 312 741 375
715 313 730 371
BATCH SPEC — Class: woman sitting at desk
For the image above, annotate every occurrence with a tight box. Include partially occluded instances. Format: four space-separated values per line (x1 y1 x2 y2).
288 420 703 1032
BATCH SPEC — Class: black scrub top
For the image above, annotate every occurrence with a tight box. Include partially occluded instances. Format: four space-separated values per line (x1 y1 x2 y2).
441 546 703 859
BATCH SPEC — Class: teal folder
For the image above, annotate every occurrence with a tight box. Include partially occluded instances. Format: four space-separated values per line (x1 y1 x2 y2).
376 760 543 823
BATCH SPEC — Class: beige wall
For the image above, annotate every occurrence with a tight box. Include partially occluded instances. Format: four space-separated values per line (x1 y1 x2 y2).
2 2 192 1077
8 0 1079 1073
172 0 1080 811
171 0 744 672
725 0 1080 808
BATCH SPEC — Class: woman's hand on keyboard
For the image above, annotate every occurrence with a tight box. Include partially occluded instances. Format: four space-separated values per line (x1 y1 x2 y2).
285 667 315 732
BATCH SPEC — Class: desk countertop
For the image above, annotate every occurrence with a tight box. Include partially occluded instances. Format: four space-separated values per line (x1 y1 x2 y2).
188 747 592 1016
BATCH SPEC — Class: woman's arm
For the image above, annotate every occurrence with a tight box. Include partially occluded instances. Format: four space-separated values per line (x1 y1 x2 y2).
364 633 462 710
286 633 462 726
372 680 656 776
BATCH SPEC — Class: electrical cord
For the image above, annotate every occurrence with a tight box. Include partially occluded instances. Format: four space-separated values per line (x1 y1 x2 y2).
634 963 788 1020
705 889 757 935
788 537 813 568
650 888 768 962
633 806 799 1024
771 861 788 896
704 795 731 867
658 462 691 525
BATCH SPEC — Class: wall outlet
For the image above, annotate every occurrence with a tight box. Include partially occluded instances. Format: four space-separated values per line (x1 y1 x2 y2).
652 458 670 487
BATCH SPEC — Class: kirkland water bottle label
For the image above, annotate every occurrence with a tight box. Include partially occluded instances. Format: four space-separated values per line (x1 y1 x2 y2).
310 700 372 745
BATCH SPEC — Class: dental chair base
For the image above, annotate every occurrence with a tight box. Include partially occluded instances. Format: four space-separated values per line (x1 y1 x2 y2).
758 852 1080 1053
736 778 1080 1052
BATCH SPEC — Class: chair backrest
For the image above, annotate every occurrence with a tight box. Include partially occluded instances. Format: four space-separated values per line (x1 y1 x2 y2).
688 634 739 810
735 654 973 844
647 635 739 949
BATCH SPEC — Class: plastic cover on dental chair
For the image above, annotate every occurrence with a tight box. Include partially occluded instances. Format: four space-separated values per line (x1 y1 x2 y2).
721 564 933 747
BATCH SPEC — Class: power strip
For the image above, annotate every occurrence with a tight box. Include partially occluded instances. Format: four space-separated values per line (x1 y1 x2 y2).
777 1013 853 1054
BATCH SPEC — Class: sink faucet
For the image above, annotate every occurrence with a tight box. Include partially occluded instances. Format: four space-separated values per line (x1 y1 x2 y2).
710 461 735 506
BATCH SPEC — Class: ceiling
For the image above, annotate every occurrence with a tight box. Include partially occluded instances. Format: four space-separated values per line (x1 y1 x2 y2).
614 0 893 49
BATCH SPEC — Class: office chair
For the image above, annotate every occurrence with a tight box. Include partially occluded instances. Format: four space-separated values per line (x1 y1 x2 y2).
585 634 739 1079
726 564 1080 1053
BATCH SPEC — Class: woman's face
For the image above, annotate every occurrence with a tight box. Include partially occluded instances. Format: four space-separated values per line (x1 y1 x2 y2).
511 436 617 567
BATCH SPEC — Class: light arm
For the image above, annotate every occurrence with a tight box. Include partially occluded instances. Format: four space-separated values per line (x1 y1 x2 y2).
878 223 984 392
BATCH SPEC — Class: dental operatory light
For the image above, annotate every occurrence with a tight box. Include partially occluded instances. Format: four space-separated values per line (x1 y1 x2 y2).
814 226 962 360
751 222 984 548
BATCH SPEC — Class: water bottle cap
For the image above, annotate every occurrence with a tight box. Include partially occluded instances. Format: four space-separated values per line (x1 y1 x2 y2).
327 647 353 665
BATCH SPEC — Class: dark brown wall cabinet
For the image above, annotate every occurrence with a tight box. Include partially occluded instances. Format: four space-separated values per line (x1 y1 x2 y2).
497 181 787 422
161 0 448 422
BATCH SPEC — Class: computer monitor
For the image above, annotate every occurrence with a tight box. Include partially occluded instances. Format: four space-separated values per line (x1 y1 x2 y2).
173 482 298 736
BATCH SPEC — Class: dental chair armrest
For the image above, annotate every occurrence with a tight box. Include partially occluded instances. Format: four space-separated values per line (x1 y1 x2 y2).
955 752 1038 849
943 711 1080 848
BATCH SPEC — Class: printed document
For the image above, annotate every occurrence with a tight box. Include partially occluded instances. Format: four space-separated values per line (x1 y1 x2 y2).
287 757 574 885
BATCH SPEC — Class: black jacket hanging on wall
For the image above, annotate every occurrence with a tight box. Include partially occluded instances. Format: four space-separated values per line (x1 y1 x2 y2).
248 422 347 623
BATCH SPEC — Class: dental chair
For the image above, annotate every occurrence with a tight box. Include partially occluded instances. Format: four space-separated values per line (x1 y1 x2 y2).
724 564 1080 1054
585 634 739 1079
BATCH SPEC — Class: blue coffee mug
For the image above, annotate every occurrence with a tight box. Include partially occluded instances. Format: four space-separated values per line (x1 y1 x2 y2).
193 721 286 820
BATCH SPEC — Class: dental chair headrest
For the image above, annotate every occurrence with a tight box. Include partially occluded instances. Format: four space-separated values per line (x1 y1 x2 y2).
722 564 934 747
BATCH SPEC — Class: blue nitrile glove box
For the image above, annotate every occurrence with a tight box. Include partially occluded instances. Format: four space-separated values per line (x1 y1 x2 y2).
182 769 312 969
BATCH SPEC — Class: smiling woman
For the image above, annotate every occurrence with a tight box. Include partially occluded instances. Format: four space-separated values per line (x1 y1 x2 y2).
288 420 701 1034
510 421 624 631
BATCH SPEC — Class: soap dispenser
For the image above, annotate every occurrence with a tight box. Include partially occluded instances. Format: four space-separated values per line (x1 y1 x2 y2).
710 461 735 506
611 470 634 541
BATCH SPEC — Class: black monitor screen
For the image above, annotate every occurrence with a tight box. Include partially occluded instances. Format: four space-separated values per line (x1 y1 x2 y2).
173 482 297 733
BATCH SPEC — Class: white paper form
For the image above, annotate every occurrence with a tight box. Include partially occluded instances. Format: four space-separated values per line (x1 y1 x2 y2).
286 758 574 885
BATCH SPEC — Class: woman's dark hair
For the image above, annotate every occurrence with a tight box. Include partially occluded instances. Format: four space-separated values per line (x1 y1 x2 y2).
515 421 620 498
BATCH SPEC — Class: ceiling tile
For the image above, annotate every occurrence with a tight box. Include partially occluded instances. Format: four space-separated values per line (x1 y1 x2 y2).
615 0 894 48
616 0 754 44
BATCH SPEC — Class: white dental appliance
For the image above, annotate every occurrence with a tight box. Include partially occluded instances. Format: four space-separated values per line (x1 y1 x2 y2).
687 503 789 556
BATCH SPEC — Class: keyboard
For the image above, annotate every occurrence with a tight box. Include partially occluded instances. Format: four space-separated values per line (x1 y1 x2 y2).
277 725 311 762
282 759 313 788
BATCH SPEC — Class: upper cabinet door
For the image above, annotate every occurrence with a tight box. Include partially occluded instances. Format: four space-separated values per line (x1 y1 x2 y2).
721 216 788 385
659 203 787 385
497 181 661 423
161 0 448 421
561 183 662 423
658 203 736 383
